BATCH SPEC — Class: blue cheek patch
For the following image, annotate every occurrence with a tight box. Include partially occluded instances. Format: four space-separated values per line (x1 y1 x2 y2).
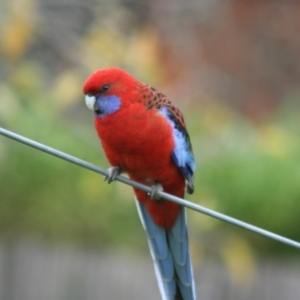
94 95 121 117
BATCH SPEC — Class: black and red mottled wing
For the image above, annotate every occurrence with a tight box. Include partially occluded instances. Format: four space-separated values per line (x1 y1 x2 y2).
139 84 195 194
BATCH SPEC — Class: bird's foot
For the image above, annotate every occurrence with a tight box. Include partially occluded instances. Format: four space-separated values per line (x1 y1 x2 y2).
148 182 163 200
104 166 122 184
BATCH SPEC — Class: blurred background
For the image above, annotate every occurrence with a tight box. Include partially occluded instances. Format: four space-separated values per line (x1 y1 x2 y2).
1 0 300 299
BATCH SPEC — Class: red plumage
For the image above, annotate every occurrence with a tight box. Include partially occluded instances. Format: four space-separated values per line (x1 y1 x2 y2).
83 68 186 228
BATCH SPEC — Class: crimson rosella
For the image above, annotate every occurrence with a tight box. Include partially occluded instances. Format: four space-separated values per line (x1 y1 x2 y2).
83 68 196 300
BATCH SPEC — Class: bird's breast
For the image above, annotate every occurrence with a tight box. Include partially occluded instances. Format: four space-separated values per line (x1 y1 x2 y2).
94 104 175 179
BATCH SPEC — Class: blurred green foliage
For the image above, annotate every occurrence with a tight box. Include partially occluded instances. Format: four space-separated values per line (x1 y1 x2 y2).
189 102 300 256
1 1 300 281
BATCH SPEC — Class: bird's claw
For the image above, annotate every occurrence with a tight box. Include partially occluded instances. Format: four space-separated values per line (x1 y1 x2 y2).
148 182 163 200
104 166 122 183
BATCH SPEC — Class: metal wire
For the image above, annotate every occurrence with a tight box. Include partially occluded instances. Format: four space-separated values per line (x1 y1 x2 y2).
1 126 300 249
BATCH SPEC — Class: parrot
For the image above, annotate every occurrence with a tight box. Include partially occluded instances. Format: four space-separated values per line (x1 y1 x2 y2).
83 68 196 300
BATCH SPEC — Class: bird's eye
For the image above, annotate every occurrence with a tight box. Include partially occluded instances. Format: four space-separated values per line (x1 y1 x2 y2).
100 84 110 93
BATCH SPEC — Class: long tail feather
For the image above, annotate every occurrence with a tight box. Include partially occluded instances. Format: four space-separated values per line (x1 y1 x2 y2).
135 197 196 300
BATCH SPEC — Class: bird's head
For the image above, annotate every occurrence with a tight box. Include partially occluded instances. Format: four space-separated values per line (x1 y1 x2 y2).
83 68 137 118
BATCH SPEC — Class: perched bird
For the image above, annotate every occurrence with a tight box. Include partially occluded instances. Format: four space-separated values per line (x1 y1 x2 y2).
83 68 196 300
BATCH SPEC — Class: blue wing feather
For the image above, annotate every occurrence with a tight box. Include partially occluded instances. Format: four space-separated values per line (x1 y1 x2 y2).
159 106 196 194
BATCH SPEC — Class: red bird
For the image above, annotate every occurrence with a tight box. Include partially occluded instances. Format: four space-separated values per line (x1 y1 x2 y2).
83 68 196 300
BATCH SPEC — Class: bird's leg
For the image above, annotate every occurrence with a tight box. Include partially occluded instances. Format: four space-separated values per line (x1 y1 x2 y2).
148 182 163 200
104 166 122 184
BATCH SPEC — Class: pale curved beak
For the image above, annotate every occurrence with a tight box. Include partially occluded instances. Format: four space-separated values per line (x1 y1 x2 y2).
85 94 96 110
